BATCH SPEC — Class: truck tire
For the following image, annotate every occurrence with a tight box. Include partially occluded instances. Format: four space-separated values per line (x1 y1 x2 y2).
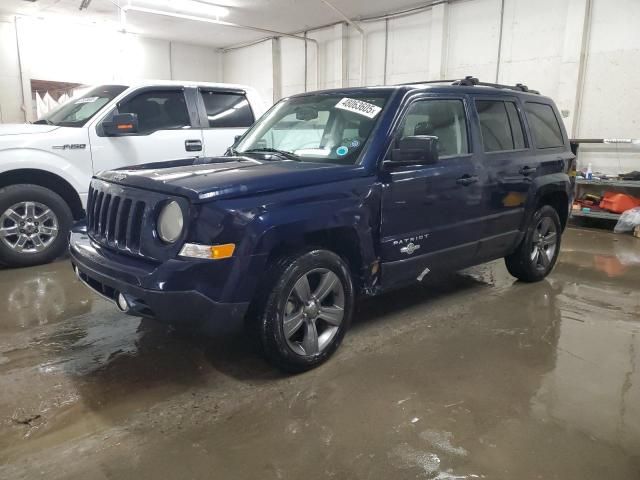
247 249 354 373
505 205 562 282
0 184 73 268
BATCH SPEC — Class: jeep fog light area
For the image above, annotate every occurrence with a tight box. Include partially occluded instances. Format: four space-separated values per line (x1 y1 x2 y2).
71 78 574 372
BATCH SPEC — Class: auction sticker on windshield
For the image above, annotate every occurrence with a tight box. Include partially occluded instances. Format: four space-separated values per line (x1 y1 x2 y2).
335 98 382 119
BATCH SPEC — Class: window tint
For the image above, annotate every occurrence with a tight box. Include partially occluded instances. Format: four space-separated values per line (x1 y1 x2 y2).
200 91 254 128
525 102 564 148
118 90 190 134
397 99 468 157
476 100 516 152
505 102 526 149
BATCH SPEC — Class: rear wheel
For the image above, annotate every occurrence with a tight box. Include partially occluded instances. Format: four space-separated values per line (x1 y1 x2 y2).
505 205 562 282
0 185 73 268
248 249 354 373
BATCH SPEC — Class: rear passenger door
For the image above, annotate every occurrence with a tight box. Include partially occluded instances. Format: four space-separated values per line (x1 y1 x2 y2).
197 89 255 156
473 97 534 258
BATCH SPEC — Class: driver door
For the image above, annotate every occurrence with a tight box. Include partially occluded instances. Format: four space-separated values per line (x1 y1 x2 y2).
380 96 483 287
89 88 203 173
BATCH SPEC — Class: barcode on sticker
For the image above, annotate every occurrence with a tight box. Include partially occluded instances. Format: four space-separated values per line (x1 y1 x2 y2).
335 98 382 119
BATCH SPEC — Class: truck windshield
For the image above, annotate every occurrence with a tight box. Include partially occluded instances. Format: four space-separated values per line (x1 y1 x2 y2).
234 92 390 165
35 85 128 128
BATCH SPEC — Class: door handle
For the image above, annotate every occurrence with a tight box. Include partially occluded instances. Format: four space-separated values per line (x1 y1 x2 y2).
456 175 479 186
185 139 202 152
519 166 537 176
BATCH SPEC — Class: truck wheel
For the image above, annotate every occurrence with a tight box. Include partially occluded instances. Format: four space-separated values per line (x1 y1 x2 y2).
248 249 354 373
505 205 562 282
0 184 73 268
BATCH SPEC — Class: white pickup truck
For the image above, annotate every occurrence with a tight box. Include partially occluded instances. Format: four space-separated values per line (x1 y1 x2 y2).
0 81 265 267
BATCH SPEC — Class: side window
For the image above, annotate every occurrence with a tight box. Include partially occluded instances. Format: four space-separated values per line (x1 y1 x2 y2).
396 99 469 157
505 102 526 149
476 100 516 152
200 91 254 128
525 102 564 148
118 90 190 134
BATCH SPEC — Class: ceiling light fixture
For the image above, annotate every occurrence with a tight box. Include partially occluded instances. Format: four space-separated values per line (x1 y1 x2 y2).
136 0 229 18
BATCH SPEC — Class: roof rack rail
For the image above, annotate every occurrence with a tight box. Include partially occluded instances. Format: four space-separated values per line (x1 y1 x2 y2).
402 76 540 94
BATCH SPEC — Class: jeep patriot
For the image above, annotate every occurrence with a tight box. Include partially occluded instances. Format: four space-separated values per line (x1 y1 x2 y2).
70 77 575 372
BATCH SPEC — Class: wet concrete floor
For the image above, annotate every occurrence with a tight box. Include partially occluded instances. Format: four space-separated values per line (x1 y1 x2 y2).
0 227 638 479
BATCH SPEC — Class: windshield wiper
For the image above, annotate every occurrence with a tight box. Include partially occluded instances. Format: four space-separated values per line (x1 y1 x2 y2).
241 148 300 161
33 119 54 125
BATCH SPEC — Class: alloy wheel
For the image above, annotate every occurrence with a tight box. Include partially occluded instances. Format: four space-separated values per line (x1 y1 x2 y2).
0 202 59 254
530 216 557 271
282 268 345 357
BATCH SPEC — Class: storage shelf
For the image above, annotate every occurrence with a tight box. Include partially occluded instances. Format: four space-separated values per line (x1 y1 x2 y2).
576 178 640 188
571 210 621 220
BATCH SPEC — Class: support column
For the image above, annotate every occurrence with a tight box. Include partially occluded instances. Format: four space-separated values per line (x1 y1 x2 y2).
272 37 282 103
428 2 448 80
557 0 592 137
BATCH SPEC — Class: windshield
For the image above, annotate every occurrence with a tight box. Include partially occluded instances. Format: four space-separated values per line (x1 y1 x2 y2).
234 92 390 165
36 85 127 127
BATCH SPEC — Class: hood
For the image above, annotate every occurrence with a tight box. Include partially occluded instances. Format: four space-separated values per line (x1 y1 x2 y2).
97 156 366 202
0 124 60 136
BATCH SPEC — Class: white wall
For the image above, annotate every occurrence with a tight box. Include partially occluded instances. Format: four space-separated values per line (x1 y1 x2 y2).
0 19 24 123
0 15 222 123
223 40 274 106
223 0 640 174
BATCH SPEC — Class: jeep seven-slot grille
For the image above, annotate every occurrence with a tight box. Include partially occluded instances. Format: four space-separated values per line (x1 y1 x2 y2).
86 184 146 254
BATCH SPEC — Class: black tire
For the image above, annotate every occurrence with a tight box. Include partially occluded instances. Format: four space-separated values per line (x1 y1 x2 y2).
247 249 354 373
0 184 73 268
505 205 562 282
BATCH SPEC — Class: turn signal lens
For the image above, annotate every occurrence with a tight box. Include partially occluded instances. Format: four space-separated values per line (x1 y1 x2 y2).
179 243 235 260
211 243 235 259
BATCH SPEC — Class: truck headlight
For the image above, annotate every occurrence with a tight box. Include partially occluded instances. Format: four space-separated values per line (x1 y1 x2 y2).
157 201 183 243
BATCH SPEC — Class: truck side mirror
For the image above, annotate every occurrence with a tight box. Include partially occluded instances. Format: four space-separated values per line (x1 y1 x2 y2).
103 113 139 136
388 135 439 166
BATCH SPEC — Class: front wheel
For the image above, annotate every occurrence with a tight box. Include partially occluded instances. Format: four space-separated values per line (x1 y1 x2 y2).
248 249 354 373
505 205 562 282
0 184 73 268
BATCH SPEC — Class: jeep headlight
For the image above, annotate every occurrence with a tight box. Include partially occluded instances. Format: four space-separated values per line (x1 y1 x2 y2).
157 201 183 243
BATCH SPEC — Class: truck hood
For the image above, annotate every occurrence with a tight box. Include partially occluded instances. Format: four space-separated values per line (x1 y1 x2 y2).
97 156 367 202
0 124 61 136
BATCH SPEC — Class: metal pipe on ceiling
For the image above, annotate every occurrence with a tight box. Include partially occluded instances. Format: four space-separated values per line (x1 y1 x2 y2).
117 3 321 94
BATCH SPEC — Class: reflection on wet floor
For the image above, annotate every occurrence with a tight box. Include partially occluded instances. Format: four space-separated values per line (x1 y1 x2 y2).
0 228 639 479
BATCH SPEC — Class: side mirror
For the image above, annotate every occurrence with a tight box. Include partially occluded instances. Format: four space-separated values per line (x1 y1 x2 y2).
103 113 139 136
387 135 439 166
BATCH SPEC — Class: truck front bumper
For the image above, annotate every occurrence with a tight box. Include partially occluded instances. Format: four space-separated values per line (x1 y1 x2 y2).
69 231 250 326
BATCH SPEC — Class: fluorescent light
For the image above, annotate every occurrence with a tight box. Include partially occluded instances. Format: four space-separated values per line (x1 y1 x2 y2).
135 0 229 18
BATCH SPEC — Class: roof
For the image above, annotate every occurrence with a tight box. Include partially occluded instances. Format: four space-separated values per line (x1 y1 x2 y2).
114 79 258 93
290 77 550 101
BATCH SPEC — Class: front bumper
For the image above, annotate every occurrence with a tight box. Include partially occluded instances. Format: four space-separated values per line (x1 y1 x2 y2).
69 231 250 325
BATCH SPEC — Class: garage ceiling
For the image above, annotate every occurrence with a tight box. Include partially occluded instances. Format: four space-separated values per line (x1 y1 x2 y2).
0 0 432 48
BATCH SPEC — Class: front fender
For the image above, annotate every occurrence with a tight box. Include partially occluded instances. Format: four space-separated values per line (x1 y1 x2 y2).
249 178 378 260
0 148 91 199
198 177 379 303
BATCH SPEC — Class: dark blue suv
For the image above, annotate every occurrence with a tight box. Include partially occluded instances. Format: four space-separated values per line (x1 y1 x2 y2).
70 77 575 372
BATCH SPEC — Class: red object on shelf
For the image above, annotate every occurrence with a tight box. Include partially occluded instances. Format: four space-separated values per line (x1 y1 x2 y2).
599 192 640 214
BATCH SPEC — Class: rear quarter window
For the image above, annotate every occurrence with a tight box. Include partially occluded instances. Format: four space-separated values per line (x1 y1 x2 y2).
525 102 564 149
